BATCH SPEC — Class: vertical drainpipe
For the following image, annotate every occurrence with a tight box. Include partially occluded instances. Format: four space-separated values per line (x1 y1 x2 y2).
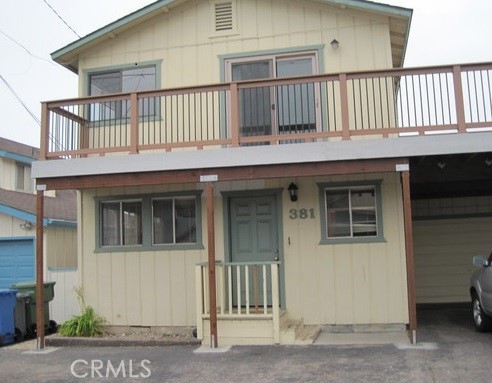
36 185 46 349
399 163 417 344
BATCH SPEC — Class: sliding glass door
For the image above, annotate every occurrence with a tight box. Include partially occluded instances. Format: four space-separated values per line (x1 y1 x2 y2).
225 52 320 143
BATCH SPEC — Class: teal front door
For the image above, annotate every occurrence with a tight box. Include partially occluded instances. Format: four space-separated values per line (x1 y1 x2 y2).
230 195 279 306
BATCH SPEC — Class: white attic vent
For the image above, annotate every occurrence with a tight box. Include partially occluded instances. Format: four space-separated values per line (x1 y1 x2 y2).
213 1 234 32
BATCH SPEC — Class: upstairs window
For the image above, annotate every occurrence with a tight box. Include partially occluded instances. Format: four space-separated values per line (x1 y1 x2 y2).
89 65 157 121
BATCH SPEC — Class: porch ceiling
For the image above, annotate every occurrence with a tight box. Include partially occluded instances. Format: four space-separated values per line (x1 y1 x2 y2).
411 152 492 199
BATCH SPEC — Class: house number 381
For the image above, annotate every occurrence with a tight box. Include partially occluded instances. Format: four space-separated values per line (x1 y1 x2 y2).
289 208 315 220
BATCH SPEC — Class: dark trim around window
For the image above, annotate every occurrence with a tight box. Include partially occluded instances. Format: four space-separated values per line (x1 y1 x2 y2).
94 191 203 253
317 180 385 245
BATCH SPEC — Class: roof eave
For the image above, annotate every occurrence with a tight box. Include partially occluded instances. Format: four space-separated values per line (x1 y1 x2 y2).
323 0 412 18
51 0 413 72
51 0 176 71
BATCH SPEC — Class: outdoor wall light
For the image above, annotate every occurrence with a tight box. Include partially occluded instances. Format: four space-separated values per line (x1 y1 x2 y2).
288 182 298 202
330 39 340 49
20 221 33 231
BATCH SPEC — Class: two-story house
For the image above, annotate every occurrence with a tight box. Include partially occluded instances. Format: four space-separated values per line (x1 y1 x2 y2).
0 137 78 329
32 0 492 346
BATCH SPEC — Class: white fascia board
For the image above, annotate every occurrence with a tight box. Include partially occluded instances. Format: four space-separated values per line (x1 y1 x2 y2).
32 132 492 179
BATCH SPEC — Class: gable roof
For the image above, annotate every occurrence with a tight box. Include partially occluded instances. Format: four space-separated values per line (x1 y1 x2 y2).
0 137 39 164
0 188 77 226
52 0 412 72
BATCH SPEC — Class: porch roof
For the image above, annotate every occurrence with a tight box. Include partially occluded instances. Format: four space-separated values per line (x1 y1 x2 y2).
0 188 77 225
51 0 412 73
0 137 39 164
32 131 492 181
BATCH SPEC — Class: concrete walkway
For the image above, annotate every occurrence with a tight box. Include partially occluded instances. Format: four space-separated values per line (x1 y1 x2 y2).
314 330 409 345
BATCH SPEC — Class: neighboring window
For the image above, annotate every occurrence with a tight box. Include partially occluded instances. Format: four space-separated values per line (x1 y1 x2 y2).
16 163 25 191
100 200 142 247
89 65 157 120
153 197 197 245
319 182 384 243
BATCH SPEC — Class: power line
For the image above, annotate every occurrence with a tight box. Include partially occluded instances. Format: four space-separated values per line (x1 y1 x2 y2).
41 0 81 39
0 74 41 126
0 30 57 67
0 74 66 150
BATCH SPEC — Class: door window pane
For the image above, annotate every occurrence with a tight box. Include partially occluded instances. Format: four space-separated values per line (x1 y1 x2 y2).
277 58 315 131
227 53 318 142
232 61 271 81
232 61 272 136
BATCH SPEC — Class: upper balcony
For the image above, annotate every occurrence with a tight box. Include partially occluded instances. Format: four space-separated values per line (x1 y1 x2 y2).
40 63 492 161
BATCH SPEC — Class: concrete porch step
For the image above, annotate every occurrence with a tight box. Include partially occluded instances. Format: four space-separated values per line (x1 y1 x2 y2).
279 312 321 345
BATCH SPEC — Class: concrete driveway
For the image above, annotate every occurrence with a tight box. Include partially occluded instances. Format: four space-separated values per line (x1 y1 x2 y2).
1 305 491 383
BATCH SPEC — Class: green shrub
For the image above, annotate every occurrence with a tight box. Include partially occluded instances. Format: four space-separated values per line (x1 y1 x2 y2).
59 287 105 337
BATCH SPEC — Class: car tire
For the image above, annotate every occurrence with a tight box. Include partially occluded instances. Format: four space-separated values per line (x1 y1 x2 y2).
472 294 492 332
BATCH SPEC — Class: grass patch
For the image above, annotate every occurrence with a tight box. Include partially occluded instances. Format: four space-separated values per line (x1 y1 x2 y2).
59 287 105 337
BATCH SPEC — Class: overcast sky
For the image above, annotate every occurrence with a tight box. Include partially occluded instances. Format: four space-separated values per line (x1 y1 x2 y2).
1 0 491 148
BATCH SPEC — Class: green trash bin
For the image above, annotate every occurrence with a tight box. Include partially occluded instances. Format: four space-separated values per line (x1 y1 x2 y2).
10 281 57 337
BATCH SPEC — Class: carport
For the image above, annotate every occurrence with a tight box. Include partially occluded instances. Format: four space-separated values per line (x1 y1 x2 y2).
411 152 492 311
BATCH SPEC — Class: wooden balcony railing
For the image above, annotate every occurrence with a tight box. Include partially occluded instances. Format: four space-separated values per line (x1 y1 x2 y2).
40 63 492 160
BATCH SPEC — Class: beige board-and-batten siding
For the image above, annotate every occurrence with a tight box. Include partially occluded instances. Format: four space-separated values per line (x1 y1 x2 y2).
78 0 393 89
282 172 408 326
413 196 492 303
79 172 408 327
45 226 77 269
78 184 208 327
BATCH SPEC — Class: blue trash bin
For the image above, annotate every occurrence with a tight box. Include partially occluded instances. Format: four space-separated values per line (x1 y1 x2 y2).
0 289 18 346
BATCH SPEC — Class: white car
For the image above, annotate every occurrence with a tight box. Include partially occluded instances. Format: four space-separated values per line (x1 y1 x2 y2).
470 251 492 332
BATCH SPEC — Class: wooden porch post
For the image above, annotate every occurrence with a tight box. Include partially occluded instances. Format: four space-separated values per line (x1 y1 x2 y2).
401 168 417 344
206 182 218 347
35 186 46 349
